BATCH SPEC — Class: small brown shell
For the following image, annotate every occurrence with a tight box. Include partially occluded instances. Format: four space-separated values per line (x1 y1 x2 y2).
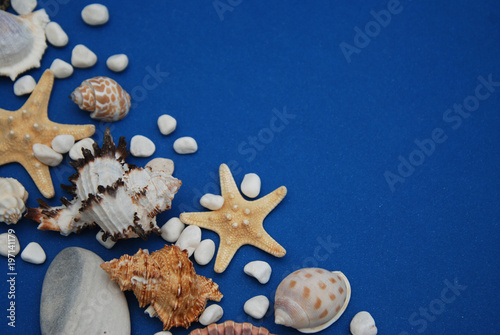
189 321 275 335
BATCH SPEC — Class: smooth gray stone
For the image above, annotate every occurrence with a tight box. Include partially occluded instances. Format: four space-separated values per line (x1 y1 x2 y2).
40 247 130 335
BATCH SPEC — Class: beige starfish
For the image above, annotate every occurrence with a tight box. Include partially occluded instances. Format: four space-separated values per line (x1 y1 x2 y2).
180 163 287 273
0 69 95 198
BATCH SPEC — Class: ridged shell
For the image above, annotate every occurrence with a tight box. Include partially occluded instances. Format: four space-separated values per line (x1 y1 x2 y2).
274 268 351 333
70 76 131 122
189 321 275 335
0 9 49 81
26 128 181 241
101 245 223 330
0 177 28 224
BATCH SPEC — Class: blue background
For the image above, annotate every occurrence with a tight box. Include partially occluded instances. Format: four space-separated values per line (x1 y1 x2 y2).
1 0 499 334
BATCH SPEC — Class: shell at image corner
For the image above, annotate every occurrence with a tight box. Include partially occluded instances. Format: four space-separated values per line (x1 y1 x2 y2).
70 76 131 122
101 245 223 330
189 321 275 335
274 268 351 333
0 177 28 224
0 9 49 81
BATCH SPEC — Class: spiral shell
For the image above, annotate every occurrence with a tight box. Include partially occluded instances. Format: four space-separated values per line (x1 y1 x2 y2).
274 268 351 333
70 76 131 122
189 321 275 335
0 178 28 224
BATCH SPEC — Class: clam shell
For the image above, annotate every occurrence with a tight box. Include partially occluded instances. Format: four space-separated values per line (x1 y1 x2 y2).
274 268 351 333
189 321 275 335
0 9 49 81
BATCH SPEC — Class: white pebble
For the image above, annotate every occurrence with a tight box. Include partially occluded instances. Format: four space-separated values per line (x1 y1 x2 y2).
11 0 37 15
13 75 36 96
45 22 68 47
194 239 215 266
33 143 63 167
21 242 46 264
81 4 109 26
154 332 172 335
69 138 95 160
130 135 156 157
175 225 201 257
51 134 75 154
0 232 21 257
350 311 378 335
157 114 177 135
160 217 185 243
146 158 174 175
198 304 223 326
50 59 73 79
96 231 116 249
199 193 224 211
106 54 129 72
241 173 261 198
71 44 97 68
244 261 272 284
173 137 198 154
244 295 269 319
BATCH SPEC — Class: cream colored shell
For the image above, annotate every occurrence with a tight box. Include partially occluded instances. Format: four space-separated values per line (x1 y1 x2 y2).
0 178 28 224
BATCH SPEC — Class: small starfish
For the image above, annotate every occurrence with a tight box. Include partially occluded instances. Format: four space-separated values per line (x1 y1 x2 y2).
0 69 95 198
180 164 287 273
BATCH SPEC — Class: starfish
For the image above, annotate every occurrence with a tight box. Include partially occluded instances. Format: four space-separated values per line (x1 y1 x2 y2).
180 163 287 273
0 69 95 198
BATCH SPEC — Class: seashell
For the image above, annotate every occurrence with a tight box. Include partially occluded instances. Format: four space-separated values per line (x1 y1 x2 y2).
274 268 351 333
70 76 131 122
189 321 275 335
0 9 49 81
26 128 181 241
100 245 223 330
0 177 28 224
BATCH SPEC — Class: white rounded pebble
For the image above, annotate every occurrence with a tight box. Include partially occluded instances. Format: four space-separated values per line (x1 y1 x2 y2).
45 22 68 47
11 0 37 15
13 75 36 96
146 158 174 175
241 173 261 198
69 138 95 161
175 225 201 257
0 232 21 257
50 59 74 79
51 134 75 154
96 231 116 249
200 193 224 211
154 332 172 335
106 54 129 72
198 304 223 326
173 137 198 154
160 217 185 243
33 143 63 167
130 135 156 157
71 44 97 68
157 114 177 135
81 4 109 26
350 311 378 335
194 239 215 266
21 242 46 264
244 261 272 284
244 295 269 319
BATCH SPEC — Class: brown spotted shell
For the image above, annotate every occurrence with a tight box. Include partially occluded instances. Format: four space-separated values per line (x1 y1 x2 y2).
189 321 275 335
101 245 223 330
274 268 351 333
70 76 131 121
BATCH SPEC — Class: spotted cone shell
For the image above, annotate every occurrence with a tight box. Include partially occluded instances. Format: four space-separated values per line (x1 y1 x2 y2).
101 245 223 330
189 321 275 335
70 76 131 122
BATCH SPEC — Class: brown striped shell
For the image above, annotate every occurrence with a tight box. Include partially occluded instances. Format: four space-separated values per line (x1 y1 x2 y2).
101 245 223 330
70 76 131 121
189 321 275 335
274 268 351 333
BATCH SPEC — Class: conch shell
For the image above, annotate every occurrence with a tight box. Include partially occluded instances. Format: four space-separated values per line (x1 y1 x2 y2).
0 9 49 81
0 177 28 224
101 245 223 330
70 76 131 122
274 268 351 333
26 128 181 241
189 321 275 335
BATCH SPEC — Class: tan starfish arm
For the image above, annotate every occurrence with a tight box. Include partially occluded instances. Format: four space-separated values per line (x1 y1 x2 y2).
218 164 241 199
23 69 54 118
44 122 96 141
213 235 244 273
180 211 222 232
18 156 55 198
247 230 286 258
253 186 287 215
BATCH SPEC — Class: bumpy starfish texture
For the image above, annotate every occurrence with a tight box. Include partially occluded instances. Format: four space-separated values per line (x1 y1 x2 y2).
0 70 95 198
180 164 287 273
